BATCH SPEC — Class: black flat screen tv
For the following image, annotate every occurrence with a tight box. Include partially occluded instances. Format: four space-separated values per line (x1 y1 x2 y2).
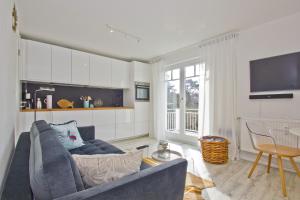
250 52 300 92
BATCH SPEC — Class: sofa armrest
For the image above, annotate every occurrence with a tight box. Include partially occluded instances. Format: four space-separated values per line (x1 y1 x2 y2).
1 132 33 200
54 158 187 200
78 126 95 141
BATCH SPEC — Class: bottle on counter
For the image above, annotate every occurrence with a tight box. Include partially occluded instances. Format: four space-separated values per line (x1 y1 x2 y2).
36 98 42 109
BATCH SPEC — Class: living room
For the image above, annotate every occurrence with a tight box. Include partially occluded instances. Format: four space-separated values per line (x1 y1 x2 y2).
1 1 300 200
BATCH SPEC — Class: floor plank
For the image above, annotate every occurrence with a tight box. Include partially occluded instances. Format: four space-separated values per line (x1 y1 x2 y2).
112 137 300 200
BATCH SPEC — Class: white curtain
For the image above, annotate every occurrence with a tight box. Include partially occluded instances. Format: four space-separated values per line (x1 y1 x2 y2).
200 33 239 159
151 60 167 140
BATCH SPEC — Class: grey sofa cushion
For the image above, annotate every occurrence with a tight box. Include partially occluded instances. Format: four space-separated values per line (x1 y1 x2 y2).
29 121 84 200
69 140 124 155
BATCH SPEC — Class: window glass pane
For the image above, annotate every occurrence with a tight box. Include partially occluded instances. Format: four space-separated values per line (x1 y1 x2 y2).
185 65 194 77
172 69 180 80
166 80 180 132
165 71 171 80
196 63 205 76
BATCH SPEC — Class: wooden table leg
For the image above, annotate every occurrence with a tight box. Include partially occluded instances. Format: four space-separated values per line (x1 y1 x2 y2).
289 157 300 177
277 156 287 197
267 154 272 173
248 151 263 178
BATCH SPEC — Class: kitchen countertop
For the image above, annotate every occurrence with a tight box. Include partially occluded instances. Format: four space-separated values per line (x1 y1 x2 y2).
20 107 133 112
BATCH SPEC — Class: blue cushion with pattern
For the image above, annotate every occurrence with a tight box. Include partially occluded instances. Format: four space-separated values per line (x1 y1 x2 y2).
50 121 84 150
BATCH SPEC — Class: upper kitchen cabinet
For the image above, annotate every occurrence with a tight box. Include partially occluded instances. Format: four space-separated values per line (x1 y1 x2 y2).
52 46 72 84
111 59 130 88
90 55 111 87
71 50 90 85
20 40 52 82
132 61 151 83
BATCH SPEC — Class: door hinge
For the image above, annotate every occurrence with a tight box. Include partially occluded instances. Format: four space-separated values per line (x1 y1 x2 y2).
18 49 21 56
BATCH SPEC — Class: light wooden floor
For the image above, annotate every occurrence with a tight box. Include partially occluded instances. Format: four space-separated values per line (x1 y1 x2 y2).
112 137 300 200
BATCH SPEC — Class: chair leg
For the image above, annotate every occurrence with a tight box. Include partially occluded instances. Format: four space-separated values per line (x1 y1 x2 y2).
248 151 263 178
289 157 300 177
277 156 287 197
267 154 272 173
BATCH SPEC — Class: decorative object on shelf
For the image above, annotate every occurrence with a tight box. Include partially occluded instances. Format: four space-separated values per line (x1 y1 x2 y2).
12 4 18 32
44 95 53 109
80 96 92 108
36 98 42 109
34 87 55 121
57 99 74 109
89 104 94 108
199 136 229 164
93 98 103 107
83 100 89 108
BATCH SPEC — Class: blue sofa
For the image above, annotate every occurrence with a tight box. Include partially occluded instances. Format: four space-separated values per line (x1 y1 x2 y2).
1 120 187 200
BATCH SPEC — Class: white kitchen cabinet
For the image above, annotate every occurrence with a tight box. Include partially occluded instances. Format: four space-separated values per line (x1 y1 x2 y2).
132 61 151 83
90 55 111 87
52 46 72 83
71 50 90 85
18 111 53 133
111 59 130 88
116 109 134 139
134 102 150 136
93 110 115 141
22 40 52 82
52 111 93 127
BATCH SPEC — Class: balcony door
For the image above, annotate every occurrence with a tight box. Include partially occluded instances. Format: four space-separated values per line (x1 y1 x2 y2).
165 62 207 143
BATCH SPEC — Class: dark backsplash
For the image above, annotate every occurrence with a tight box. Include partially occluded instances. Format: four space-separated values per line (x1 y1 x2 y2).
22 82 123 108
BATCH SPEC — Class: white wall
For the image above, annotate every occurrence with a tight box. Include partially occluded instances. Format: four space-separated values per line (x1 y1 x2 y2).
237 12 300 120
0 0 19 191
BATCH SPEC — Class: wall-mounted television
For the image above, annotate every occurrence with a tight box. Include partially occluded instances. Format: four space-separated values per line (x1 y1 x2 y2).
250 52 300 92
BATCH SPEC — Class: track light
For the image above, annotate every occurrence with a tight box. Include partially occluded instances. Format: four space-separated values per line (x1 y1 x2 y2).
106 24 141 43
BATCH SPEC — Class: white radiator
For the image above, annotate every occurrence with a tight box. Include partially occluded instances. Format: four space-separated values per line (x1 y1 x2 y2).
240 118 300 153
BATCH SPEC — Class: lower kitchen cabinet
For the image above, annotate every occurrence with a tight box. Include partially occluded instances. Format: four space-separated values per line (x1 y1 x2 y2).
18 108 148 141
93 110 116 141
52 110 93 127
116 109 134 139
18 112 53 137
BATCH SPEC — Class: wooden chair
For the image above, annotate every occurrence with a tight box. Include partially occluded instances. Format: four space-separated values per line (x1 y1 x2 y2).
246 122 300 197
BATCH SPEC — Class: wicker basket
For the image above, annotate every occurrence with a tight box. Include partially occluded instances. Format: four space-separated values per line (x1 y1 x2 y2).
199 136 229 164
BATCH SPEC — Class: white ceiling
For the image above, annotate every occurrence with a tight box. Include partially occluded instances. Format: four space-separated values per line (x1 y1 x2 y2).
18 0 300 62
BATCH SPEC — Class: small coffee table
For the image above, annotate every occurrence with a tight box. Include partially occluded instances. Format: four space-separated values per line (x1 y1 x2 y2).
151 150 182 162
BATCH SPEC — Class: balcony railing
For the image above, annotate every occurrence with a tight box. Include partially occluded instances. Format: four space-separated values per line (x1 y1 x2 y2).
167 109 199 134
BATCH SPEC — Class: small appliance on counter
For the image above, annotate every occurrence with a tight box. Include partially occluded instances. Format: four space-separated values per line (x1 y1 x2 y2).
22 89 33 109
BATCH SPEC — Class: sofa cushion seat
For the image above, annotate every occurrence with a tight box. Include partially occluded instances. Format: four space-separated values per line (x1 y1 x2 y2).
69 139 124 155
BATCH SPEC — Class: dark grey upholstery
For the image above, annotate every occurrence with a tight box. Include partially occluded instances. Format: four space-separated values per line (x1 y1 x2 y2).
54 159 187 200
77 126 95 141
1 120 187 200
70 139 124 155
1 132 32 200
29 120 84 200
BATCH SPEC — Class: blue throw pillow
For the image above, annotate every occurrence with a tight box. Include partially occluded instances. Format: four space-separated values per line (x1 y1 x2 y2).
50 120 84 150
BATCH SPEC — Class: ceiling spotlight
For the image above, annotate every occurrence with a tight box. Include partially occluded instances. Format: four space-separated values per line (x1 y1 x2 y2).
110 29 114 33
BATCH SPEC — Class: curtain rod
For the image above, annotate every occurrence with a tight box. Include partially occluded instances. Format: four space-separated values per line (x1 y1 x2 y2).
198 32 239 48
